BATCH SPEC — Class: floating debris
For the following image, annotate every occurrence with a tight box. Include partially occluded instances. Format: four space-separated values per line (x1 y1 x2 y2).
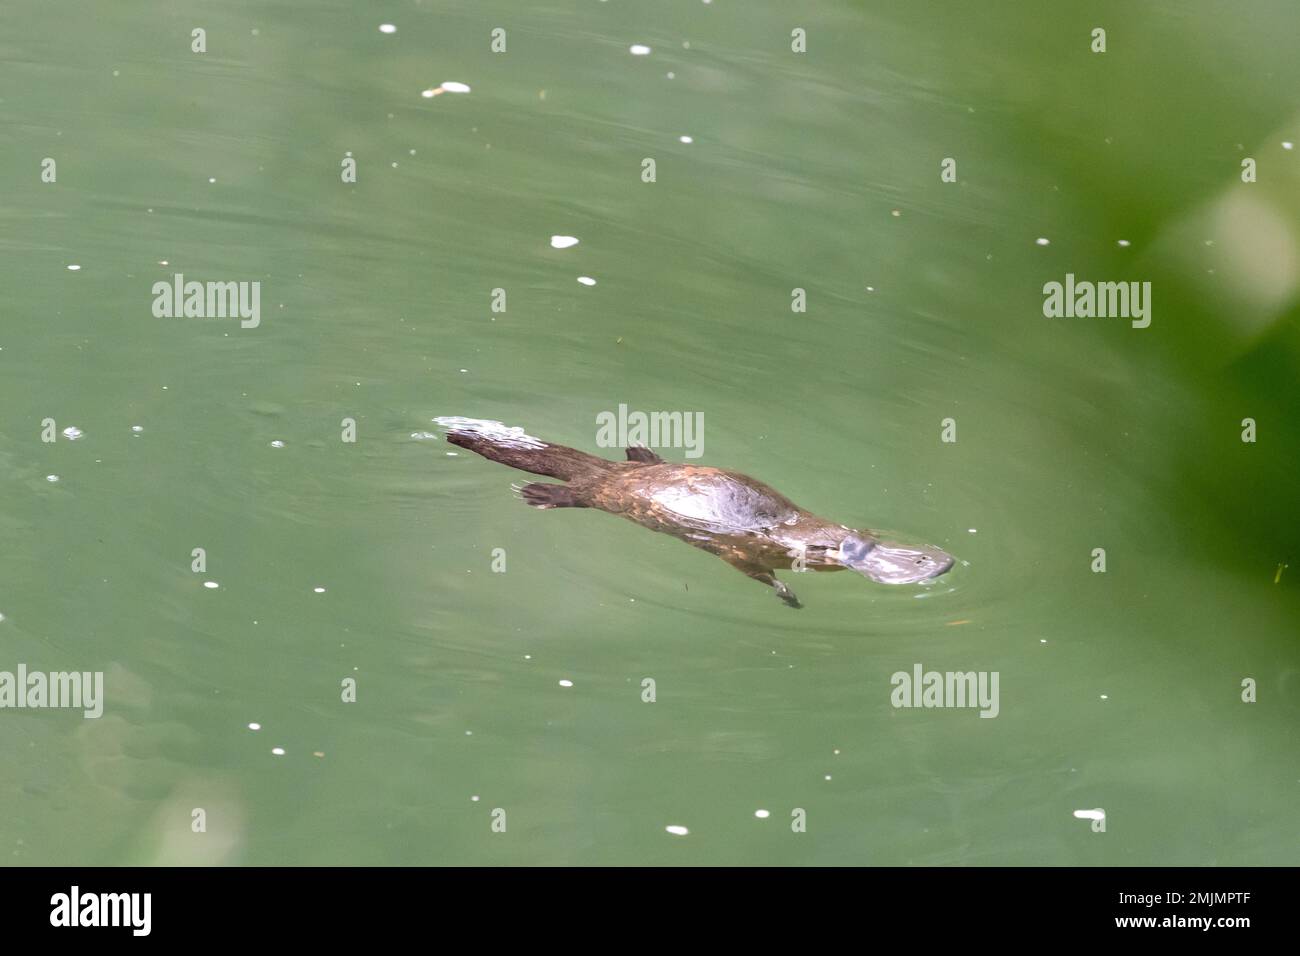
422 81 471 97
665 825 688 836
61 426 84 440
629 44 652 56
577 276 596 286
550 235 580 249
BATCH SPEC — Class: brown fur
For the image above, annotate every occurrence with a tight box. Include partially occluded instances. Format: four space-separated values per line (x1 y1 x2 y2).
444 431 861 607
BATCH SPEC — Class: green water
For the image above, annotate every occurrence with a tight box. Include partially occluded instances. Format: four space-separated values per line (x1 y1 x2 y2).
2 0 1297 865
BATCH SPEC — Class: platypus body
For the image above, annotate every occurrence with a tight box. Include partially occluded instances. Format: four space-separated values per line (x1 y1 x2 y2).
437 417 954 608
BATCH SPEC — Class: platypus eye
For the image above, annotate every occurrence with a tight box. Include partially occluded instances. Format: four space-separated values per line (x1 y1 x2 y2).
840 535 875 563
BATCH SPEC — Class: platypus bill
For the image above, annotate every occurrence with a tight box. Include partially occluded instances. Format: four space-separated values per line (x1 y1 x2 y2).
436 417 955 609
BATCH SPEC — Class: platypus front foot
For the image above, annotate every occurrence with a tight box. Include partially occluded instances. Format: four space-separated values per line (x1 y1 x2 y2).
723 560 804 609
773 581 802 609
754 570 802 608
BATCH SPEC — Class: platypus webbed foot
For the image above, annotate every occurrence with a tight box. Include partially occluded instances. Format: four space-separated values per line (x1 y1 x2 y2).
744 566 802 609
773 580 802 609
519 482 586 509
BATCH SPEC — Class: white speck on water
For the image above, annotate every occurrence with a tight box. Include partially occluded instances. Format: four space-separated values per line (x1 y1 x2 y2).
208 177 216 184
1040 639 1048 644
313 587 326 593
465 730 473 736
45 475 60 483
968 528 977 533
1100 694 1109 700
269 440 285 448
558 679 574 688
203 581 219 589
433 81 471 94
630 44 652 56
378 23 396 34
131 425 144 434
61 426 83 440
754 809 770 819
550 235 580 249
0 613 5 623
1117 239 1131 247
665 825 688 836
824 774 832 781
1283 141 1294 150
1035 237 1050 246
471 795 480 802
67 264 81 271
271 747 285 756
248 722 261 731
666 71 675 79
420 88 438 98
679 135 693 144
577 276 596 286
410 431 438 440
1074 808 1105 822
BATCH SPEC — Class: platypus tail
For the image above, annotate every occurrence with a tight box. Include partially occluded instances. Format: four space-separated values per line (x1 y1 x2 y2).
434 417 613 482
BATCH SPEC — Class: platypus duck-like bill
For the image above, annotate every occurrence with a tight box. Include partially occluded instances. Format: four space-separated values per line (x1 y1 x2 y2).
435 417 955 608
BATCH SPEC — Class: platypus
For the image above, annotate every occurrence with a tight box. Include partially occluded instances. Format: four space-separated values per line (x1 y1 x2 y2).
436 417 954 608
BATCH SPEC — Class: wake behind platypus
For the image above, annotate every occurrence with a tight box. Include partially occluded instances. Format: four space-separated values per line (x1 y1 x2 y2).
436 417 954 608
